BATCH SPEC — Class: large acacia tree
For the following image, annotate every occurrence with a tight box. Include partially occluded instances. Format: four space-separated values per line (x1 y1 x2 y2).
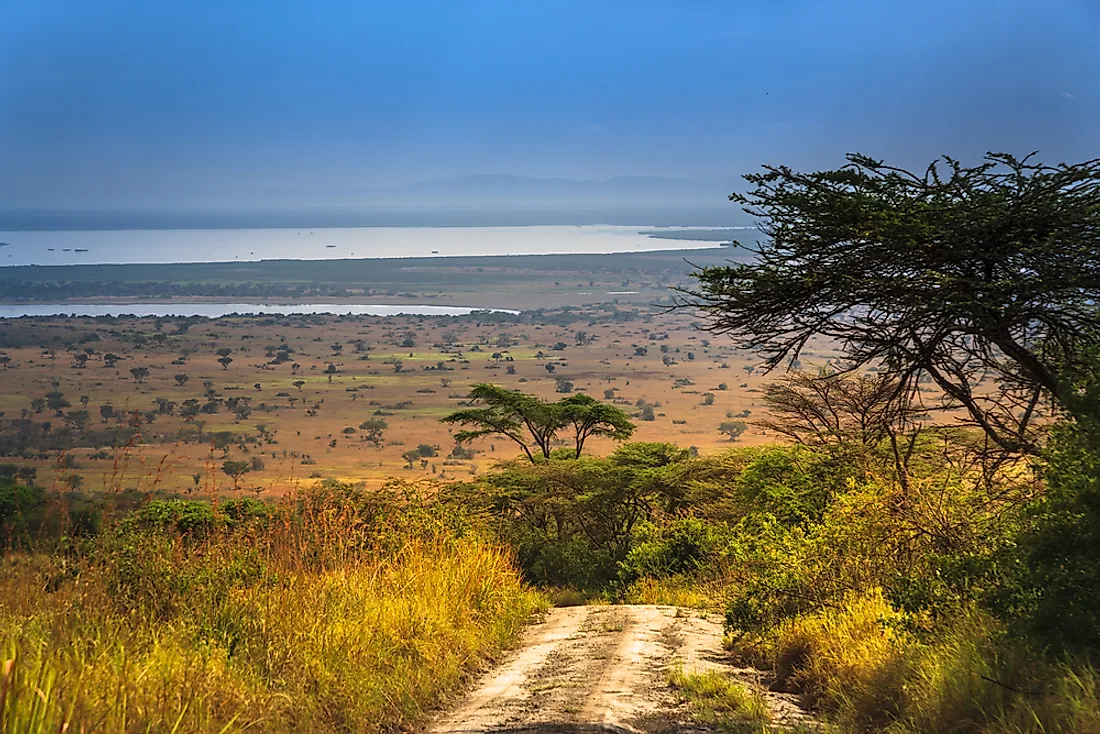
679 153 1100 455
441 384 634 461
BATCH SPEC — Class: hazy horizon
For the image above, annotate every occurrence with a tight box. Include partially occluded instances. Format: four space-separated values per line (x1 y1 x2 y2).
0 173 747 226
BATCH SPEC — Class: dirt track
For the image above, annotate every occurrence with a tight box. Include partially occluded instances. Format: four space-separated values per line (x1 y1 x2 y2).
426 604 813 734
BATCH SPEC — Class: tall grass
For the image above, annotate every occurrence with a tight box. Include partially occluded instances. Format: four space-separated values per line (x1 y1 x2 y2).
729 591 1100 733
889 625 1100 734
0 484 545 732
763 591 908 730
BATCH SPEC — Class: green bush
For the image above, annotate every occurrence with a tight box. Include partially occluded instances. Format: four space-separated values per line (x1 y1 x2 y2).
993 391 1100 658
63 493 105 538
221 496 277 525
124 498 218 536
0 478 47 548
512 531 618 589
732 445 846 525
620 516 725 582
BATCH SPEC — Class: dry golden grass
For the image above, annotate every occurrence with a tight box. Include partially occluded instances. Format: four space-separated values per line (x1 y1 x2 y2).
621 576 718 610
0 486 546 732
725 592 1100 734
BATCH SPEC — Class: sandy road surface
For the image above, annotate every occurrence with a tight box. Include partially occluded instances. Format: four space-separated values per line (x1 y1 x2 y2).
426 604 813 734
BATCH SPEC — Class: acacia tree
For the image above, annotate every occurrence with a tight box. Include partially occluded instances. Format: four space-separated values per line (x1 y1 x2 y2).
442 384 562 461
756 371 939 491
358 418 387 448
718 420 747 442
221 459 251 489
679 153 1100 455
441 384 634 461
44 390 70 416
756 372 926 449
558 394 636 458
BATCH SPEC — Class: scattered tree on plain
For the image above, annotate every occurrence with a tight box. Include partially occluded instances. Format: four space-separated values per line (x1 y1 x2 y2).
442 384 634 462
358 418 387 448
220 459 251 489
718 420 747 442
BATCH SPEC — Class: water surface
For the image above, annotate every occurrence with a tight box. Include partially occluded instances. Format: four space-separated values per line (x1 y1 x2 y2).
0 225 725 266
0 303 516 319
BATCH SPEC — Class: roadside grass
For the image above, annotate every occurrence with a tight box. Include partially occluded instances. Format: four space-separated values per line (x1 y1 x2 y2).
668 666 771 731
885 626 1100 734
621 576 717 610
0 486 546 733
767 591 908 729
548 587 590 607
722 590 1100 734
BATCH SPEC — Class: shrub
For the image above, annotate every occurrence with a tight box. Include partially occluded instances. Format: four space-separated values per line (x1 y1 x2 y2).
0 478 47 548
620 516 724 582
124 499 217 536
992 399 1100 658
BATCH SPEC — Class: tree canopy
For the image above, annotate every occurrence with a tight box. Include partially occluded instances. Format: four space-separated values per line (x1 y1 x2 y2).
679 152 1100 454
558 393 636 458
441 384 634 461
220 459 251 489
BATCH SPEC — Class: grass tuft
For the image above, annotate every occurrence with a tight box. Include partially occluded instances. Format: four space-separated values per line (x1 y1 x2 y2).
668 666 770 728
622 576 716 609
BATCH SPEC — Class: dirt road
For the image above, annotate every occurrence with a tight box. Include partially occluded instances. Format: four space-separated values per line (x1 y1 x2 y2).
427 604 812 734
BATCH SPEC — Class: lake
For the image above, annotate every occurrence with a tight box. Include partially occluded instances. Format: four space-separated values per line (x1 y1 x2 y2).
0 224 733 266
0 303 517 319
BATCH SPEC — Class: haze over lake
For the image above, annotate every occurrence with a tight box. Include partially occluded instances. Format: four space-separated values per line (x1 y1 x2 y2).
0 225 739 267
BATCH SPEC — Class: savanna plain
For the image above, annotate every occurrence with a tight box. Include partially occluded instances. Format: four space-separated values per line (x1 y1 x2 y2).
1 241 1098 733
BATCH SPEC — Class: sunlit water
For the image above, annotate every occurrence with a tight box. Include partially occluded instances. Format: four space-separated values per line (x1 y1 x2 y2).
0 225 726 266
0 303 517 319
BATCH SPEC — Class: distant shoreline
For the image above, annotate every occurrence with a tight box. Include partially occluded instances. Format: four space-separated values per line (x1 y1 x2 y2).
0 247 747 311
0 302 519 319
0 224 753 268
0 246 744 277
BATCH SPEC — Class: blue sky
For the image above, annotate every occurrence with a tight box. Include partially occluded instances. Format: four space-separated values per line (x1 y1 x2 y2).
2 0 1098 209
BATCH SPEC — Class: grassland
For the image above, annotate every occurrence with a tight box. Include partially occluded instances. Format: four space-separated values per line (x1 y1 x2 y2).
0 302 833 494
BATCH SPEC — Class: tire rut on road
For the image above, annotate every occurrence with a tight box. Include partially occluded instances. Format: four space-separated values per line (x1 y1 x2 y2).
426 604 815 734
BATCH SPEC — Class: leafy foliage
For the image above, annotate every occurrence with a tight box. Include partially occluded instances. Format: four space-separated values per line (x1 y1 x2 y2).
993 356 1100 658
0 473 46 549
441 384 633 461
450 442 691 587
681 152 1100 454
